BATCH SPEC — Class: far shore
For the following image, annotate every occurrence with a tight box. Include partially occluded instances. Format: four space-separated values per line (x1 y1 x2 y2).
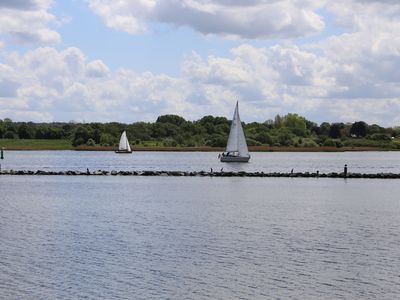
0 144 397 152
75 145 397 152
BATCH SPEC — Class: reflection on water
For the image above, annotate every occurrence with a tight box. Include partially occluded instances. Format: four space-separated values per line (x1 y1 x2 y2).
2 150 400 173
1 176 399 299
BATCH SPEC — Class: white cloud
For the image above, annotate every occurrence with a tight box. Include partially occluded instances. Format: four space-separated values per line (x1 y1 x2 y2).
2 0 400 126
87 0 325 39
0 0 60 44
86 60 110 78
1 36 400 126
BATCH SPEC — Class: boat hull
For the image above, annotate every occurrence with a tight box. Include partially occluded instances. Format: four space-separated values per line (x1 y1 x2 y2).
115 150 132 154
220 156 250 163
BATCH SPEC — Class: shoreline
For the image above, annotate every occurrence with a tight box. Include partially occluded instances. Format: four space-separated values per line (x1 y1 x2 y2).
0 145 397 152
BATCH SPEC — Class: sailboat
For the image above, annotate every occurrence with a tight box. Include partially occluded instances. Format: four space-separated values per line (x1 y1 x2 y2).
219 101 250 162
115 131 132 153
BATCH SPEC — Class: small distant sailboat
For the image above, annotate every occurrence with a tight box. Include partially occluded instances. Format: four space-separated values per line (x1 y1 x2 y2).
115 131 132 154
219 101 250 162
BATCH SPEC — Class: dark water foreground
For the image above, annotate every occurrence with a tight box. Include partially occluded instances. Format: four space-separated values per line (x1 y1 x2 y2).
1 176 399 299
2 169 400 179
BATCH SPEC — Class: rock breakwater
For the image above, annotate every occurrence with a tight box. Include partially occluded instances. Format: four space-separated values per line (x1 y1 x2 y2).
1 169 400 179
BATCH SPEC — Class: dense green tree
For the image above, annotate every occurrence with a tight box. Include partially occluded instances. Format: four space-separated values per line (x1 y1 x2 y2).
283 113 307 137
206 134 227 147
156 115 186 126
0 113 399 150
3 118 16 133
3 131 17 139
17 123 34 139
329 123 342 139
72 126 89 146
367 124 385 135
100 133 115 146
128 122 152 141
90 128 102 144
276 128 294 146
255 132 273 145
320 122 331 136
0 122 5 138
274 115 283 128
350 121 367 137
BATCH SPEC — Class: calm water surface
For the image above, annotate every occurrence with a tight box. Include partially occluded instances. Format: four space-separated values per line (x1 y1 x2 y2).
2 150 400 173
1 175 399 299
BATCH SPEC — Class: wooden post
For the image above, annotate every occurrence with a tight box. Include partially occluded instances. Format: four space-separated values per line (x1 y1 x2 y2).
1 147 4 160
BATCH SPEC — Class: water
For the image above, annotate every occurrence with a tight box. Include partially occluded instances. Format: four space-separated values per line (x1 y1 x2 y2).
2 150 400 173
1 175 400 299
1 152 400 298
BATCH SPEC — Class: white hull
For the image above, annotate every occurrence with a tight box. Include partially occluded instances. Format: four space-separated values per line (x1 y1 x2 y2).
220 156 250 163
115 150 132 154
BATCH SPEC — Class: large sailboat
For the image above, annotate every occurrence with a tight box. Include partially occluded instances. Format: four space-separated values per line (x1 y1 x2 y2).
219 101 250 162
115 131 132 153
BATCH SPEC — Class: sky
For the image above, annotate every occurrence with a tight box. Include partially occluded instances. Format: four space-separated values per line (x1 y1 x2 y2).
1 0 400 126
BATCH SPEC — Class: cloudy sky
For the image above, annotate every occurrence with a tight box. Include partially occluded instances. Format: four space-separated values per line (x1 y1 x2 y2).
1 0 400 125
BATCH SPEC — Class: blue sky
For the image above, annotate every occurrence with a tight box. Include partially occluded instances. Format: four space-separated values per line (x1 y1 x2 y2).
1 0 400 126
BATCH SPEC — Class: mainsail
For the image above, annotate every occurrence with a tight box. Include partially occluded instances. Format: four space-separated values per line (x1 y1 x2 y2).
118 131 131 152
225 102 249 157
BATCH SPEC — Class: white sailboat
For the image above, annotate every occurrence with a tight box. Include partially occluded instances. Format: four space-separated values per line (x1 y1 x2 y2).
115 131 132 153
220 101 250 162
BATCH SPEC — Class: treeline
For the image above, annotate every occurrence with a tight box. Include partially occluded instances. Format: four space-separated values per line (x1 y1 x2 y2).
1 114 400 148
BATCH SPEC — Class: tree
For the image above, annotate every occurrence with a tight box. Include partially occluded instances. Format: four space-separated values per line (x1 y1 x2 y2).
4 131 17 139
274 114 283 128
283 113 307 137
3 118 16 133
0 123 5 138
367 124 385 135
350 121 367 137
72 126 89 146
128 122 152 141
17 123 34 139
329 123 342 139
276 128 294 146
91 129 102 144
255 132 273 145
156 115 186 126
100 133 115 146
206 134 227 147
320 122 331 136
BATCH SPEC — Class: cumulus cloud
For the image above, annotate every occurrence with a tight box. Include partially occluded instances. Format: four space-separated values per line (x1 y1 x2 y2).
2 0 400 126
3 36 400 126
86 60 110 78
0 0 60 44
0 0 48 10
88 0 325 39
0 79 20 97
0 46 193 122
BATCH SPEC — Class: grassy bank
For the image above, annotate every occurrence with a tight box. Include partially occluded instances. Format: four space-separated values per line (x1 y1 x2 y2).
0 139 74 150
0 139 398 152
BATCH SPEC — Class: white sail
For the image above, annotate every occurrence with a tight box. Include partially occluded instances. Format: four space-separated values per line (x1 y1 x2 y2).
118 131 131 152
225 102 249 157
